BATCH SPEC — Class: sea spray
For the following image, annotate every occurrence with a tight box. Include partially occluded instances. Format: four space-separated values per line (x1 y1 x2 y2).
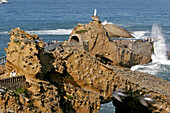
102 20 114 25
151 24 168 61
131 24 170 81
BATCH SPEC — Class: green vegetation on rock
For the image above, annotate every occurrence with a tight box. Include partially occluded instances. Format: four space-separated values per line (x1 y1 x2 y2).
15 87 28 97
75 30 88 34
65 94 73 99
27 103 34 108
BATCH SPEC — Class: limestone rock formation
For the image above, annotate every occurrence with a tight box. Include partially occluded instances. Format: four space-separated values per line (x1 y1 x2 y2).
5 28 54 80
68 16 152 67
0 30 169 112
0 65 7 78
51 48 170 113
0 82 63 113
104 24 133 38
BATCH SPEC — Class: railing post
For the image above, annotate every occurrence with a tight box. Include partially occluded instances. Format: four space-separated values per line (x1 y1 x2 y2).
0 56 7 65
0 75 26 90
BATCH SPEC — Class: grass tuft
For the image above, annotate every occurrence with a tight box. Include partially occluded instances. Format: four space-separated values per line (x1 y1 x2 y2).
75 30 88 34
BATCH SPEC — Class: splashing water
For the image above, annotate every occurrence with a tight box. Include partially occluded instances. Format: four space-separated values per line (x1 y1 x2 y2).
151 24 168 62
102 20 114 25
131 24 170 81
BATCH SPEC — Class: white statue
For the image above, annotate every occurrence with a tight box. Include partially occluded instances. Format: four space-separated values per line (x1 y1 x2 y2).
94 9 97 16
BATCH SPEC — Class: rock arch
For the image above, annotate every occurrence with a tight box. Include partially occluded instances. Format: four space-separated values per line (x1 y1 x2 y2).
68 34 83 45
70 35 79 43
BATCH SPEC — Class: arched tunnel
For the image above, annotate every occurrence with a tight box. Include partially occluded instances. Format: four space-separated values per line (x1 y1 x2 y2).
69 35 80 45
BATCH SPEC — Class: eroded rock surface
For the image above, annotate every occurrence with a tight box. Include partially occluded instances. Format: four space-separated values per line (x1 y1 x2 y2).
0 28 169 113
103 23 133 38
51 48 170 113
5 28 54 80
68 16 152 67
0 65 7 78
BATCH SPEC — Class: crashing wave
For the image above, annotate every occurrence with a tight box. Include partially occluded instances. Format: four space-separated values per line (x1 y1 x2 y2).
131 24 170 81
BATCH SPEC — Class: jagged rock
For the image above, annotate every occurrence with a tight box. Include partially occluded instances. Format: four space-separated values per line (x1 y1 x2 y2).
1 21 169 113
0 65 7 78
68 16 152 67
5 28 54 80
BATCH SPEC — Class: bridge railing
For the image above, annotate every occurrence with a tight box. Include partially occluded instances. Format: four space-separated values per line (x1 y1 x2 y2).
0 56 7 65
0 75 26 90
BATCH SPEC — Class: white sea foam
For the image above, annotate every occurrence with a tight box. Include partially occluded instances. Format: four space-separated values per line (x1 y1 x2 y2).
27 29 72 35
123 25 132 28
102 20 114 25
151 24 169 62
131 24 170 77
0 29 73 35
0 31 8 34
131 63 160 75
131 31 150 39
166 31 170 33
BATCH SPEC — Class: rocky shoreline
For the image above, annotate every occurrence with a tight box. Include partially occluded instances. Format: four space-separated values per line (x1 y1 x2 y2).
0 15 169 113
0 45 169 113
168 50 170 60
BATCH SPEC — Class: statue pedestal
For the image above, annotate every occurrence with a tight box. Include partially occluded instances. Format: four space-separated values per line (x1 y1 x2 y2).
91 16 100 22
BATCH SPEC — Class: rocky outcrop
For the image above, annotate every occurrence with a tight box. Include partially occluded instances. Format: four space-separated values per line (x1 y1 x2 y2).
5 28 54 80
68 16 152 67
168 50 170 60
0 82 63 113
1 28 169 113
0 65 7 76
51 48 170 113
104 24 133 38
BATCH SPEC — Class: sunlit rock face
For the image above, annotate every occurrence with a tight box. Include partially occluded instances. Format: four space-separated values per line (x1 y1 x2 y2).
68 16 152 67
5 28 54 80
0 27 169 113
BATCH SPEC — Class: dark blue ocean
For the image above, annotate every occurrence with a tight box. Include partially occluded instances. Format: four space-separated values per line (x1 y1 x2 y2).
0 0 170 112
0 0 170 54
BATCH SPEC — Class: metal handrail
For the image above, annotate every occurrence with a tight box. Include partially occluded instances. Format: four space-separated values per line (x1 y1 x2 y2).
0 75 25 81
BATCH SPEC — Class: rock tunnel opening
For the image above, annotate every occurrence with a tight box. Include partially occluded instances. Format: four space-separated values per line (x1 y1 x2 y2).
70 36 80 45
